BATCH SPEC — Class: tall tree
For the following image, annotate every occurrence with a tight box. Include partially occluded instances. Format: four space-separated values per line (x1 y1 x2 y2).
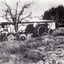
0 0 38 33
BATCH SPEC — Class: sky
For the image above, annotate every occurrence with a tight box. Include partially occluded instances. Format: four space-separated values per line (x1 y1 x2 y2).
0 0 64 22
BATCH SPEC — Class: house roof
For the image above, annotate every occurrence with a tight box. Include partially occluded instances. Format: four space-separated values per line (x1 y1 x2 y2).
30 20 55 22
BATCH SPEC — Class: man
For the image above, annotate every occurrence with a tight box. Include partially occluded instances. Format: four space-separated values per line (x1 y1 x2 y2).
33 21 38 28
33 21 38 37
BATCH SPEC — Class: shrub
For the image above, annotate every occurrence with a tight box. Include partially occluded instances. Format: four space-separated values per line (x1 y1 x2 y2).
52 28 64 37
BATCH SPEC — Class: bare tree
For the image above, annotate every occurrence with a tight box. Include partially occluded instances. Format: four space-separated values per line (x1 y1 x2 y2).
0 0 38 33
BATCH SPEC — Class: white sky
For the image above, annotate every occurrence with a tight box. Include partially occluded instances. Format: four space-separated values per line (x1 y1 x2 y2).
0 0 64 22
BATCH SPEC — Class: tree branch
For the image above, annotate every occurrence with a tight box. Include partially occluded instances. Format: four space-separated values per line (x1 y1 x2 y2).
18 0 38 22
15 2 19 21
1 0 15 22
20 12 32 21
0 15 11 22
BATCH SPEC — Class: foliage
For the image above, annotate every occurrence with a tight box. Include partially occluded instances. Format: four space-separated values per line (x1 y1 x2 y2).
52 27 64 37
43 5 64 26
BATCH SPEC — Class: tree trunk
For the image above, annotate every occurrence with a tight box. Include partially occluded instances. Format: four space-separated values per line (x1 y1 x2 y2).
14 22 18 38
14 22 18 33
